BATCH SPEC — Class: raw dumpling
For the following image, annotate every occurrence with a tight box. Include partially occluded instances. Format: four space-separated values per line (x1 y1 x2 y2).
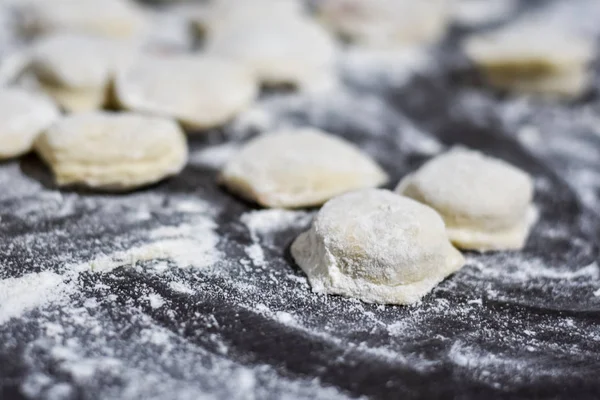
220 128 388 208
317 0 450 48
463 24 593 97
396 147 537 251
28 33 133 112
205 15 337 91
291 189 465 305
16 0 148 39
114 54 258 131
194 0 304 37
35 112 187 191
0 87 59 160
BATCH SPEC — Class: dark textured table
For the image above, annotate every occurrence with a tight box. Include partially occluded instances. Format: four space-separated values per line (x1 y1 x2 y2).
1 1 600 399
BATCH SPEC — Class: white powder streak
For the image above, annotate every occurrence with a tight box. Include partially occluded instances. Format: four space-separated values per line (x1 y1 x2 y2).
0 272 70 325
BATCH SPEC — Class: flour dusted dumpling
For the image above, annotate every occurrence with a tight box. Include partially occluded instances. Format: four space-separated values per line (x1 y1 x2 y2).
17 0 147 39
0 87 59 160
396 148 537 251
205 15 337 91
115 54 258 131
317 0 450 48
220 129 388 208
35 112 187 190
29 33 133 112
463 24 593 97
194 0 303 37
291 189 465 304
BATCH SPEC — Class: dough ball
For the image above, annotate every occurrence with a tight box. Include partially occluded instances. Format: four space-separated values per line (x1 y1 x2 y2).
451 0 518 27
396 147 537 251
0 87 60 160
114 54 258 131
17 0 148 39
205 16 337 91
34 112 188 191
139 8 194 53
317 0 450 48
36 83 108 114
463 24 593 97
291 189 465 305
29 33 133 112
198 0 304 36
220 128 388 208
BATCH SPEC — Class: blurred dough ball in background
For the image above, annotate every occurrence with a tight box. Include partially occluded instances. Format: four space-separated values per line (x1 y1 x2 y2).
14 0 149 40
35 111 188 190
188 0 304 37
205 15 338 91
463 23 594 98
315 0 450 48
114 54 258 131
0 87 60 160
26 33 135 112
202 0 337 91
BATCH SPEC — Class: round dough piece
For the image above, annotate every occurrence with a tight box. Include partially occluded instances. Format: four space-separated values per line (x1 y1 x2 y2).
220 128 388 208
17 0 148 39
204 0 303 32
205 16 337 91
396 147 537 251
0 87 60 160
317 0 450 48
192 0 303 37
34 112 188 190
29 33 133 112
463 24 593 97
114 54 258 131
291 189 465 305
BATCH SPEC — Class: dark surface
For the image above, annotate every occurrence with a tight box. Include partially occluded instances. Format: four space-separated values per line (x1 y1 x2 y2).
2 1 600 399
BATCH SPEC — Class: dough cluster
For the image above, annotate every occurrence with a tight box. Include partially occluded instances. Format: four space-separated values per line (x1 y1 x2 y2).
463 23 594 98
397 147 537 251
0 87 60 160
35 112 188 191
114 54 258 131
220 128 388 208
291 189 465 305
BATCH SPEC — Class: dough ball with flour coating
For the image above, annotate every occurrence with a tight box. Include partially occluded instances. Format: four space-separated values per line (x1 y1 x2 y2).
463 24 593 98
317 0 450 48
291 189 465 305
396 147 537 251
17 0 148 39
115 54 258 131
35 112 187 191
28 33 133 112
220 128 388 208
0 87 60 160
205 15 337 91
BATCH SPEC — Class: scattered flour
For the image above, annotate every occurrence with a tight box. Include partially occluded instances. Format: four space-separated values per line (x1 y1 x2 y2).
1 1 600 398
0 271 71 325
189 142 240 169
340 45 430 88
241 209 313 243
240 209 314 269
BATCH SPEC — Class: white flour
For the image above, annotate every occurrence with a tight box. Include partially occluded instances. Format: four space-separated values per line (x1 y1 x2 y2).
1 1 600 398
0 271 71 324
